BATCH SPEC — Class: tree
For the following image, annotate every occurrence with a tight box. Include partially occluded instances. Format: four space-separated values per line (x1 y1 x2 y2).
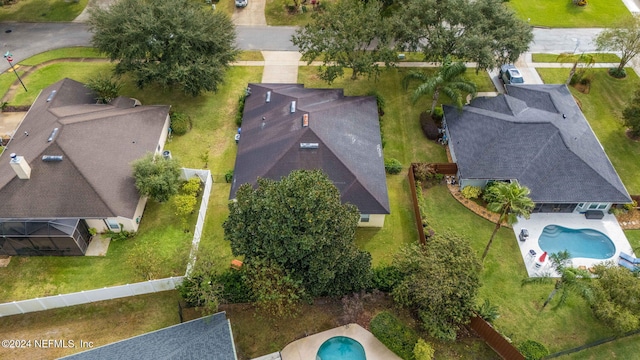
392 0 532 72
177 258 224 314
595 15 640 78
223 170 371 297
86 73 122 104
623 86 640 137
481 181 534 261
589 264 640 332
555 52 595 86
291 0 395 83
521 251 592 310
402 57 476 115
392 231 481 341
89 0 238 96
132 153 181 203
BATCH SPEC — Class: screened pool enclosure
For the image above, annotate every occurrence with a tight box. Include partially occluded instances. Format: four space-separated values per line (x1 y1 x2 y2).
0 219 91 256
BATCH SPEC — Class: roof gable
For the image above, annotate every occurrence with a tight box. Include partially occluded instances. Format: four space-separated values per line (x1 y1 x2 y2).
231 83 390 214
445 85 630 203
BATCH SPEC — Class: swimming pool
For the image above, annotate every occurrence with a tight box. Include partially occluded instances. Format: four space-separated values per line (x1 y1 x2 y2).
316 336 366 360
538 225 616 259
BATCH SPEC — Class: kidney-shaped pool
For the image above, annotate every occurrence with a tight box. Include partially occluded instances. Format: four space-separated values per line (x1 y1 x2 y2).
538 224 616 259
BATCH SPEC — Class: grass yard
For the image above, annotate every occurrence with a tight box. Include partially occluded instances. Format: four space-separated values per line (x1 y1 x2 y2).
421 185 616 353
0 0 88 21
506 0 632 28
532 53 621 63
18 47 106 66
0 291 180 359
556 333 640 359
536 68 640 194
265 0 330 26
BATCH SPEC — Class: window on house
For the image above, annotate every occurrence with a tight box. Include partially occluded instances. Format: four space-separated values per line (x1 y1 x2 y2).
588 203 598 210
360 214 370 223
578 203 584 208
597 204 607 210
105 219 120 230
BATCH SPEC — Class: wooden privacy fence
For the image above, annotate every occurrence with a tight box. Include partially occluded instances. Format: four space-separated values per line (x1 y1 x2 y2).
469 316 524 360
429 162 458 175
407 165 426 245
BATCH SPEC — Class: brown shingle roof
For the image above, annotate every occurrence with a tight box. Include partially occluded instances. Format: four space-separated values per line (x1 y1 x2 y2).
230 83 390 215
0 78 170 219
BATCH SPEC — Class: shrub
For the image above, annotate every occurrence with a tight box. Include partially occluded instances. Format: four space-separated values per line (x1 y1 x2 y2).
385 158 403 174
413 163 436 183
609 67 626 79
482 181 500 204
413 338 435 360
170 111 191 136
371 265 404 292
182 177 202 196
475 299 500 323
370 311 419 360
225 170 234 183
461 185 481 199
236 94 246 127
86 73 122 104
105 225 135 241
431 106 443 124
420 112 440 140
623 87 640 137
518 340 549 360
217 269 253 303
367 90 386 116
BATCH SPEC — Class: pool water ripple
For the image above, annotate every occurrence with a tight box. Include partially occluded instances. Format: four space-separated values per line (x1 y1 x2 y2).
538 225 616 259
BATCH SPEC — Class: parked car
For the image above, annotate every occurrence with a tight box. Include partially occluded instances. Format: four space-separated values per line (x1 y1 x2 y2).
235 0 248 7
499 64 524 85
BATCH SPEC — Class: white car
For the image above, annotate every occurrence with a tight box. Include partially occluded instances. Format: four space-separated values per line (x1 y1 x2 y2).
235 0 248 7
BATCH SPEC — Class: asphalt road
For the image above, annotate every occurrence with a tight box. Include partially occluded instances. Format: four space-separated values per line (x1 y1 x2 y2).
0 22 605 73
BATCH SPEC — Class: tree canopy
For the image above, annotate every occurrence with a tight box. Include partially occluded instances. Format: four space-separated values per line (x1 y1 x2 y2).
89 0 238 96
132 153 182 203
392 231 481 341
392 0 532 71
595 14 640 77
623 86 640 137
590 264 640 333
223 170 371 297
291 0 395 83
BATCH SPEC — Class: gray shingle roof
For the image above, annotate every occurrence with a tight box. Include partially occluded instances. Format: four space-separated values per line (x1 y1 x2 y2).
444 84 631 203
0 78 170 219
60 312 237 360
230 83 390 214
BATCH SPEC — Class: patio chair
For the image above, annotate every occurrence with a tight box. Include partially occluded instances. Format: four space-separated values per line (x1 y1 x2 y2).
617 256 639 272
619 252 640 264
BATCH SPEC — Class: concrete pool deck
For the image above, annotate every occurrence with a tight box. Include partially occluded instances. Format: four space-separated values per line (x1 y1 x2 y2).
280 324 401 360
513 212 634 277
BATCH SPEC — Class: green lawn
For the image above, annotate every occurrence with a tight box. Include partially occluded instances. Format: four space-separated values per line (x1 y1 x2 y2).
536 68 640 194
506 0 632 28
421 185 615 353
19 47 106 66
532 53 621 63
0 0 88 21
265 0 325 26
556 333 640 359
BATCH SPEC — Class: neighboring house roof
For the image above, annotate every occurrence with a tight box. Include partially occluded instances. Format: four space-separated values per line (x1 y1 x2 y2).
230 83 390 215
0 78 170 219
61 312 237 360
444 84 631 204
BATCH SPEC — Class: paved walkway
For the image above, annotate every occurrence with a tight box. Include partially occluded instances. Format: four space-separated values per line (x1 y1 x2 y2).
261 51 302 83
280 324 401 360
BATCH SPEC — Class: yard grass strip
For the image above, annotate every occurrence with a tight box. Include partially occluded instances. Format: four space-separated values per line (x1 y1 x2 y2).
506 0 632 28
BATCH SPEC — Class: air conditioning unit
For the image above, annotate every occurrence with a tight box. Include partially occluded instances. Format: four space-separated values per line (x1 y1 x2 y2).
162 150 172 159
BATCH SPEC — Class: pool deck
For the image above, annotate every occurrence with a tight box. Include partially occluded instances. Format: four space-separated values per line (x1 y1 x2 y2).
280 324 401 360
513 212 634 277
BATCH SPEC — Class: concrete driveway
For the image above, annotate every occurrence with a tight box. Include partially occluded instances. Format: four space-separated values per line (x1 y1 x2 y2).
232 0 267 26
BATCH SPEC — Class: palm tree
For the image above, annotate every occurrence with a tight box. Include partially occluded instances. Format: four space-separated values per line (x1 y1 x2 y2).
402 56 477 115
556 52 595 85
481 181 534 261
521 251 593 310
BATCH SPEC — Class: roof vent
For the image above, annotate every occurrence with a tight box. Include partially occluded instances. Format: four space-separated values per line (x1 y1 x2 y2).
290 101 296 113
562 114 566 119
302 114 309 127
266 91 271 103
47 127 59 142
42 155 63 162
9 153 31 179
46 90 57 102
300 142 319 149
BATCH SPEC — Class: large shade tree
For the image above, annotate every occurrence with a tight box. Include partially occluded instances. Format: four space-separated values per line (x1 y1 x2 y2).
392 0 532 72
223 170 372 297
590 264 640 332
89 0 238 96
392 231 481 341
402 56 476 115
595 14 640 78
481 181 534 261
291 0 395 83
132 153 181 203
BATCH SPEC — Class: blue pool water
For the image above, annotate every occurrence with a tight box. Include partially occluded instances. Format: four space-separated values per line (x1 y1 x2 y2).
538 225 616 259
316 336 366 360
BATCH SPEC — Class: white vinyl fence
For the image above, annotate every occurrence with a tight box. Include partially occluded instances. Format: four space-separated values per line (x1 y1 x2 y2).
0 168 213 317
0 277 183 317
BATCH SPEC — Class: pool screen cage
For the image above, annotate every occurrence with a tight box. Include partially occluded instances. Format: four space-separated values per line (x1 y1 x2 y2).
0 218 91 256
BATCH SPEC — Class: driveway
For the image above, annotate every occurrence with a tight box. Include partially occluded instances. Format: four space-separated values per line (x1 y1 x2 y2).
232 0 267 26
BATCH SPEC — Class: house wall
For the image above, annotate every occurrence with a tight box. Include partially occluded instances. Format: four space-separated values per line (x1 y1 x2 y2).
158 113 170 154
85 198 147 233
460 179 488 189
358 214 385 227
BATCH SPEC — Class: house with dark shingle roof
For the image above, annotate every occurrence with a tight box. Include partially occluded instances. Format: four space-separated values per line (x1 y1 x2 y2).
0 78 170 256
60 312 238 360
443 84 631 213
230 83 390 227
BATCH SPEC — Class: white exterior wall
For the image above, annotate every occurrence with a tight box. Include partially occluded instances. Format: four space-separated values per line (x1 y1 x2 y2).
85 219 108 232
157 113 171 154
358 214 385 228
460 179 488 189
